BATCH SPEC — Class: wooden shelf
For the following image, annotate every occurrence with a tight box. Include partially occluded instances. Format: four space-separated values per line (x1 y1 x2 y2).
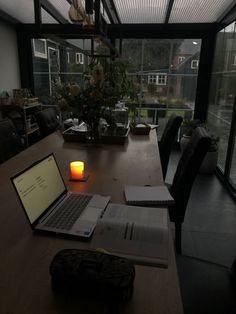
26 126 39 135
0 103 42 146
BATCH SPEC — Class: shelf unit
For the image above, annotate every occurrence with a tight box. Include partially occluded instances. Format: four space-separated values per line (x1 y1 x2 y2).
0 103 42 146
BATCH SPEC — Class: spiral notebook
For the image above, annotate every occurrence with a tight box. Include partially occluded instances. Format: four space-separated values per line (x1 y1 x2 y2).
124 185 174 206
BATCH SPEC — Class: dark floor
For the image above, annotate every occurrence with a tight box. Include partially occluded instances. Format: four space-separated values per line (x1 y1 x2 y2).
166 149 236 314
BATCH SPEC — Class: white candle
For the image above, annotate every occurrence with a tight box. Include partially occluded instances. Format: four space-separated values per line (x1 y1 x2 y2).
70 161 84 180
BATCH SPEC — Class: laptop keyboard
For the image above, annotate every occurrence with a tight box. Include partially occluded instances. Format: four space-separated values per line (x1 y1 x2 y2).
45 194 92 230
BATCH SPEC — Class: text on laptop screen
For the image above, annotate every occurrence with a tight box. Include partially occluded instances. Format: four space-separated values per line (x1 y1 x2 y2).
12 155 66 224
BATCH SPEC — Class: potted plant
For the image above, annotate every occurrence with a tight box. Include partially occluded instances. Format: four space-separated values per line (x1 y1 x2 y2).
180 119 202 151
51 58 136 142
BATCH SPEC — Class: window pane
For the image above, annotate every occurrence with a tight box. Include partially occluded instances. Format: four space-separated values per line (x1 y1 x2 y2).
207 21 236 185
32 38 87 105
122 39 143 72
123 38 201 136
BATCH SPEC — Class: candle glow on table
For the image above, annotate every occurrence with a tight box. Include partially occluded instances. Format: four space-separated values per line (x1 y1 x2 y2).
70 161 84 180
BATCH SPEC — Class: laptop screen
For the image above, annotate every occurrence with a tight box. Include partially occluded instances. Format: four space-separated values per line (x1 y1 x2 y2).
12 154 66 224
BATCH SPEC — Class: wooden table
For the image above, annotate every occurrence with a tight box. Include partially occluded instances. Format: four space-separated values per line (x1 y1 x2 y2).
0 130 183 314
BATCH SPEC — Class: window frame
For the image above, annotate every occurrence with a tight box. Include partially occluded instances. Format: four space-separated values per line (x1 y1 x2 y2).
157 74 167 85
178 56 186 64
148 74 157 84
75 52 84 64
148 73 167 85
32 39 47 59
191 59 199 69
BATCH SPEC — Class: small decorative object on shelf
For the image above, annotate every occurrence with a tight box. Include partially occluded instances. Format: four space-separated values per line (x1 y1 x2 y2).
26 117 31 131
0 90 10 105
12 88 39 107
13 88 31 99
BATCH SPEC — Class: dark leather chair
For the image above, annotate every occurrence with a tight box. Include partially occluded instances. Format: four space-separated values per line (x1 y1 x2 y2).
0 118 23 163
35 108 61 138
159 113 183 179
177 255 236 314
168 127 211 254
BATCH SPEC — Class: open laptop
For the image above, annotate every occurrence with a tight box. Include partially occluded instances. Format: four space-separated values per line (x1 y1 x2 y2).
11 153 110 238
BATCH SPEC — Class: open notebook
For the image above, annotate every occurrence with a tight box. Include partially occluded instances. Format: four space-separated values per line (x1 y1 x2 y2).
91 203 169 267
124 185 174 206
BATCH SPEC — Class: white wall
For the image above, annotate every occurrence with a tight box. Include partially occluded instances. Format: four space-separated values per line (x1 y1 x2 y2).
0 20 21 96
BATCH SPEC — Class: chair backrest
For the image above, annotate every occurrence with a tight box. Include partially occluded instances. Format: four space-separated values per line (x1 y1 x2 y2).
0 118 23 163
159 113 183 179
35 108 61 137
169 127 211 223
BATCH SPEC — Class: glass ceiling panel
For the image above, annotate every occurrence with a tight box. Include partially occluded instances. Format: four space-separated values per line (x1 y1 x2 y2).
100 1 110 24
0 0 234 24
42 8 59 24
114 0 169 23
0 0 35 23
47 0 71 23
169 0 233 23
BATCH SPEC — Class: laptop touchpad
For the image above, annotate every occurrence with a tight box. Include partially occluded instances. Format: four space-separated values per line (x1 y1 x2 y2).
89 195 110 208
79 207 102 222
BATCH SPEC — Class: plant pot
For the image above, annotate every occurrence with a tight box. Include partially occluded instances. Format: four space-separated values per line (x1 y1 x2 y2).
180 134 191 152
180 134 218 174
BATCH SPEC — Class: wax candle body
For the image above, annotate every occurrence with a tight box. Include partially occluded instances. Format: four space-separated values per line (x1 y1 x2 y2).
70 161 84 179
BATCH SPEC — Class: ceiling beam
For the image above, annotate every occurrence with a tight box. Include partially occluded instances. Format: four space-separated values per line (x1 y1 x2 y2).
102 0 121 24
19 22 219 39
41 0 68 24
34 0 42 25
18 24 100 38
107 23 218 39
164 0 175 24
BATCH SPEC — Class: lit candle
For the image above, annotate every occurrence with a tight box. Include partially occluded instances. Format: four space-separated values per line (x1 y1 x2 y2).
70 161 84 180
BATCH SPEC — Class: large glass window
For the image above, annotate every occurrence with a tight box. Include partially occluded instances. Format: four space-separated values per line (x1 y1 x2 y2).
207 21 236 189
122 39 201 134
32 38 89 104
32 37 114 105
32 37 202 137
